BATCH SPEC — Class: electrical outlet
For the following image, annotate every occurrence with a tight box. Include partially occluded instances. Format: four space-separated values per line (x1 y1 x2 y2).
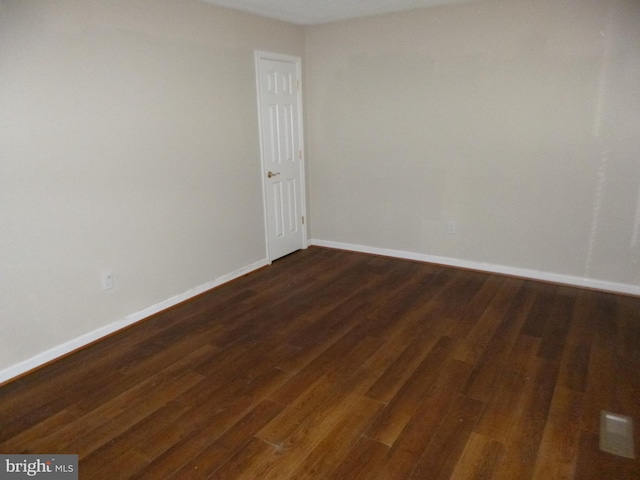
448 220 456 235
102 272 113 290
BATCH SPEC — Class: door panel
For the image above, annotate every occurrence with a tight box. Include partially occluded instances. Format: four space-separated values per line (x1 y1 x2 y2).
257 53 305 261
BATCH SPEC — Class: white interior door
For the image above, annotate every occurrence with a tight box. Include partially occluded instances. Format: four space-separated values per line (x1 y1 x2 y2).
256 52 306 261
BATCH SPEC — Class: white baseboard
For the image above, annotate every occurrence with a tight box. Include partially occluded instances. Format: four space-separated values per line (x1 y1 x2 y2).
0 258 269 385
310 239 640 297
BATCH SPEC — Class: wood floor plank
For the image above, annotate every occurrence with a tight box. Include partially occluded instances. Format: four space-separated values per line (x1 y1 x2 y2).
558 340 591 393
370 359 475 479
505 333 541 376
473 368 528 443
582 335 618 434
268 331 382 406
12 346 209 456
74 371 204 459
364 325 441 404
451 276 521 364
449 432 504 479
84 448 150 480
168 399 284 480
0 367 128 444
536 289 576 361
490 279 539 347
275 286 382 374
79 400 191 476
258 366 379 448
186 341 298 404
461 337 510 403
1 247 639 479
206 437 278 480
70 344 217 417
249 369 381 479
293 396 385 480
364 336 458 446
435 270 491 318
408 394 485 480
447 274 506 339
531 387 584 480
453 280 527 404
327 435 389 480
0 409 78 453
520 282 559 338
490 358 559 479
131 366 291 474
618 295 640 362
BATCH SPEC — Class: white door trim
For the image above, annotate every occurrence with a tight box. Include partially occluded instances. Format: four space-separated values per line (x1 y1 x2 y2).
255 50 307 262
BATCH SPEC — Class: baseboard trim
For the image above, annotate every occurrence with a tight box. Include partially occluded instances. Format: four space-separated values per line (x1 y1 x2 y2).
0 258 270 385
310 239 640 297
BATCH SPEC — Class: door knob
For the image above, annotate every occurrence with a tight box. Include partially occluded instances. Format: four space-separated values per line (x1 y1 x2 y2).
267 171 280 178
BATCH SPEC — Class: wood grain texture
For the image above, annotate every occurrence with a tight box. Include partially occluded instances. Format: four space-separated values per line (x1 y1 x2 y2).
1 246 639 479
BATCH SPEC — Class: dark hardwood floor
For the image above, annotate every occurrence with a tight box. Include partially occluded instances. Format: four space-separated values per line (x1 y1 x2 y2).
1 246 639 479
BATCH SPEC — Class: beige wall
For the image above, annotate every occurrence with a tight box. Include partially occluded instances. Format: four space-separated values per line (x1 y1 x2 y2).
0 0 303 378
305 0 640 289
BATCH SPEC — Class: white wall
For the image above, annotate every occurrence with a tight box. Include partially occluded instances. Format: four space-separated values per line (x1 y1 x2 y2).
0 0 303 380
305 0 640 292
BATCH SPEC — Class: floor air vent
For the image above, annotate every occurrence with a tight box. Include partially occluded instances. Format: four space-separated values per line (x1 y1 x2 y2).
600 411 635 459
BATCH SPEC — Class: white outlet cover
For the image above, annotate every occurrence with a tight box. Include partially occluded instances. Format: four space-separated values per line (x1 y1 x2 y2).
102 273 114 290
448 220 456 234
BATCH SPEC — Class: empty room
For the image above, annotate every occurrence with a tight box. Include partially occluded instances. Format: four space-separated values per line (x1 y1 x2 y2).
1 0 639 478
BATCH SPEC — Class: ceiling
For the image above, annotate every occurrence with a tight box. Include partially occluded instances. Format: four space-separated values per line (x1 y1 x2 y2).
199 0 472 25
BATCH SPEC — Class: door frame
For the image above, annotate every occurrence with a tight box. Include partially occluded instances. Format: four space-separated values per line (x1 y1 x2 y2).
255 50 308 263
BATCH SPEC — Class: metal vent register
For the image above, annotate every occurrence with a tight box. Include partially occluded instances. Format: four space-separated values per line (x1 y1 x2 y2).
600 411 635 459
